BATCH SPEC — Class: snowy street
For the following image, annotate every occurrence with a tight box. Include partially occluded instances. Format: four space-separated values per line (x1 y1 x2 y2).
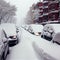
6 27 41 60
1 0 60 60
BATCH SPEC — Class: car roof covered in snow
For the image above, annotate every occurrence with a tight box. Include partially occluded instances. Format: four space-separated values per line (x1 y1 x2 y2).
30 24 43 32
1 23 16 37
46 24 60 33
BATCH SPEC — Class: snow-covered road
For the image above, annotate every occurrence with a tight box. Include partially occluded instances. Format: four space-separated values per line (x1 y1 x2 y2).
6 27 41 60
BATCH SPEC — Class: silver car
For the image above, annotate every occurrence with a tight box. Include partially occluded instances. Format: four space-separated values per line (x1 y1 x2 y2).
28 24 43 36
1 23 19 47
0 28 9 60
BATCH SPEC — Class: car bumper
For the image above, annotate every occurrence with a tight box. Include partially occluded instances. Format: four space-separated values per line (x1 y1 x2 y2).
8 38 18 47
44 35 52 41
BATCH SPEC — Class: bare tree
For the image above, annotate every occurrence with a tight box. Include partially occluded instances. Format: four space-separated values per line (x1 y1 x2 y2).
25 4 35 24
0 0 16 24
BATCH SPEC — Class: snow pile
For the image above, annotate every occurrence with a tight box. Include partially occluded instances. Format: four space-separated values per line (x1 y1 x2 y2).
33 37 60 60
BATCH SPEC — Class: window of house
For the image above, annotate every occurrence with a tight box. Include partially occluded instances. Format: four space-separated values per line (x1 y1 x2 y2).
59 2 60 8
44 9 48 13
59 11 60 18
52 15 55 20
44 16 48 21
50 3 58 11
43 3 48 6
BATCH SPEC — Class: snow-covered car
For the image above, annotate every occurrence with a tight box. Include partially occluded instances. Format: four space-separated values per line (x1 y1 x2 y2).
41 24 54 41
32 36 60 60
21 25 29 30
52 32 60 45
41 24 60 41
28 24 43 36
0 28 9 60
24 25 29 30
1 23 19 46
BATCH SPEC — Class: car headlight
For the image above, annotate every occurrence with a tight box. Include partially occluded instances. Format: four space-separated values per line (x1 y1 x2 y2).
13 35 17 39
9 35 16 39
34 32 39 36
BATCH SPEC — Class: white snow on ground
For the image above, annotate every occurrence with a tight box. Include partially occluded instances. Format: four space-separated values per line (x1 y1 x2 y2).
6 27 39 60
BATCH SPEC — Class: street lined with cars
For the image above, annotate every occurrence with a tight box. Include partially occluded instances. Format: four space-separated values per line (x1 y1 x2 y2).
21 24 60 60
5 24 60 60
0 23 60 60
6 27 39 60
22 24 43 36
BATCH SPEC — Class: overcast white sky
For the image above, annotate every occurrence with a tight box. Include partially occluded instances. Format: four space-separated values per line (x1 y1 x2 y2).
4 0 43 25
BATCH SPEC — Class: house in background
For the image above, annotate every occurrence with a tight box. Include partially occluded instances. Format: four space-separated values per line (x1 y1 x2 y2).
31 0 60 23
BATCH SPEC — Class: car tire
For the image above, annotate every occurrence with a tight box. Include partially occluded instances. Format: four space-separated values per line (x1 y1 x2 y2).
17 37 19 44
7 48 10 54
2 52 5 60
41 35 43 38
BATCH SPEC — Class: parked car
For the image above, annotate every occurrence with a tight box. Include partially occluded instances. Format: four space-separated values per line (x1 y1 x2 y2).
16 26 19 33
27 24 43 36
41 24 60 41
22 25 29 30
1 23 19 47
41 24 54 41
52 32 60 45
0 28 9 60
32 35 60 60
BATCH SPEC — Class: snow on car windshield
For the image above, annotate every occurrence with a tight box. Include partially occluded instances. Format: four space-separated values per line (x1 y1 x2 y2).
1 23 16 37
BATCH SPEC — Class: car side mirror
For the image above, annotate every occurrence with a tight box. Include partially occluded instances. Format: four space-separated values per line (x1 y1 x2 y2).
2 38 7 43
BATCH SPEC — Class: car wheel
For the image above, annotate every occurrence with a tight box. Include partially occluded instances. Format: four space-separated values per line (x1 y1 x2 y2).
17 37 19 44
2 52 5 60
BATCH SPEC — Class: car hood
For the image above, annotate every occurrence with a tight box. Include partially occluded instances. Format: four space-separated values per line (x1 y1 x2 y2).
31 25 43 32
1 23 17 37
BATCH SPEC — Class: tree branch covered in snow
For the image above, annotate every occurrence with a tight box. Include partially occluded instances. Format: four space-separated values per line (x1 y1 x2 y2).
0 0 17 24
